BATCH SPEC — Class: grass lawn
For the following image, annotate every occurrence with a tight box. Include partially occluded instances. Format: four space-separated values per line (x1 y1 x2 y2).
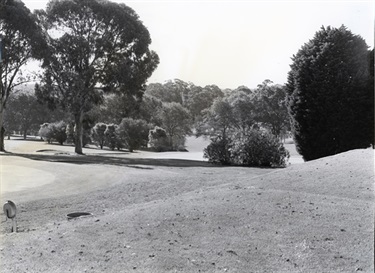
0 138 373 272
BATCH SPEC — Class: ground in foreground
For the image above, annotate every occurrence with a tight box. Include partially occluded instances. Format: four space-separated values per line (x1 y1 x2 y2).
0 144 373 272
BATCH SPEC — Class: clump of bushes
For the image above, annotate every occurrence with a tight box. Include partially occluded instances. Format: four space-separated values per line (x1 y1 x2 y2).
117 118 150 152
204 129 289 167
203 137 232 165
39 121 67 145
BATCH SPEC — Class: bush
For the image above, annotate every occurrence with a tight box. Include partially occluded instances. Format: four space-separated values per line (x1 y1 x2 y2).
38 121 67 145
203 137 232 165
105 124 120 151
204 129 289 167
117 118 150 152
39 123 53 143
231 130 289 167
65 123 75 144
148 126 169 152
91 123 107 149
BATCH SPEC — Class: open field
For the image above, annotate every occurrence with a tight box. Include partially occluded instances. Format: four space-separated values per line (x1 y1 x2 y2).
0 138 373 272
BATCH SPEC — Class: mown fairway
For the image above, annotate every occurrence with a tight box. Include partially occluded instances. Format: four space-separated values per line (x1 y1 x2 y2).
0 140 373 273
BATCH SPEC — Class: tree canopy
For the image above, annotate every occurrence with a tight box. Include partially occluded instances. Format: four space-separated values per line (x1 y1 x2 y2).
0 0 46 150
286 25 374 161
35 0 159 154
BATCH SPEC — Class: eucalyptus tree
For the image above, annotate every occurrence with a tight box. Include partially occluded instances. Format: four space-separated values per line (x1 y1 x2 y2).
253 80 290 139
158 102 191 150
0 0 46 151
36 0 159 154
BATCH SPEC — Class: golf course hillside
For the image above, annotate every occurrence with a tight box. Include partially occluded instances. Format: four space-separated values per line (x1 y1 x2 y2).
0 139 373 273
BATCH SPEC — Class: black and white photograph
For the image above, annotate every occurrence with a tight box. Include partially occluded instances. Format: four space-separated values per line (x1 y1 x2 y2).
0 0 374 272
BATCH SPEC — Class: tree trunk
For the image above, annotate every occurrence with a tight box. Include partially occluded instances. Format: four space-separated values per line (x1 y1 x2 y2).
0 126 4 152
23 129 27 140
0 59 4 152
0 106 4 152
74 111 84 154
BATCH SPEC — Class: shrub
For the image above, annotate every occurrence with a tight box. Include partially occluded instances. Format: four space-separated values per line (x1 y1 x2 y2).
105 124 120 150
91 123 107 149
231 130 289 167
203 137 232 165
148 126 169 152
204 129 289 167
39 123 53 143
117 118 150 152
38 121 67 145
65 123 75 144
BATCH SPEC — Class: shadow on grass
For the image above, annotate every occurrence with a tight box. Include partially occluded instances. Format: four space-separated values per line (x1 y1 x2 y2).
3 152 219 168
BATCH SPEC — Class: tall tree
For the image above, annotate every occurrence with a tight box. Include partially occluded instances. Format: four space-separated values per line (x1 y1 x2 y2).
253 80 290 139
0 0 46 151
158 102 191 150
3 92 58 139
226 89 256 134
145 79 191 106
197 97 236 140
187 84 224 123
286 25 373 161
36 0 159 154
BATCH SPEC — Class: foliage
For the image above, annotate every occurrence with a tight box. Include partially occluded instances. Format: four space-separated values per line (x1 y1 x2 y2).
286 25 374 161
187 84 224 123
197 97 236 139
91 123 107 149
38 121 67 145
39 123 53 143
4 93 43 138
97 92 143 124
145 79 190 106
105 124 120 151
65 116 94 147
35 0 159 154
65 123 75 144
117 118 150 152
253 80 290 139
137 94 163 125
203 129 289 167
203 137 232 165
148 126 169 152
0 0 47 150
226 90 256 134
158 102 191 150
231 130 289 167
3 90 66 138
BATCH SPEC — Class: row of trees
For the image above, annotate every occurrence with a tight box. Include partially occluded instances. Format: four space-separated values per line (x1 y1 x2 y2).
2 0 372 164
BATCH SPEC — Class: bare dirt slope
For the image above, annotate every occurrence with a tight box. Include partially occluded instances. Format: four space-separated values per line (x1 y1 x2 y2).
0 140 373 273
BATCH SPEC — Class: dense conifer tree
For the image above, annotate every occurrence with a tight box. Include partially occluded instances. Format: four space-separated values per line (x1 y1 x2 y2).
286 25 374 161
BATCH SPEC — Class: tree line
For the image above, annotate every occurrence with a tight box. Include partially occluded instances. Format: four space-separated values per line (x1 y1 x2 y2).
4 78 290 155
1 0 373 165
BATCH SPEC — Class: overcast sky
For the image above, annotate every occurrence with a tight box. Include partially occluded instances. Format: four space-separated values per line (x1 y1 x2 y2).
24 0 374 89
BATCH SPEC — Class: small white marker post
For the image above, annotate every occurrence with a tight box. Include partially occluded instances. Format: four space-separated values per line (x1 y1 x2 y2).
3 201 17 232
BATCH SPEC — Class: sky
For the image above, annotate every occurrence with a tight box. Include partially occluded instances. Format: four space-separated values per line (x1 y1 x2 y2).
23 0 374 90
